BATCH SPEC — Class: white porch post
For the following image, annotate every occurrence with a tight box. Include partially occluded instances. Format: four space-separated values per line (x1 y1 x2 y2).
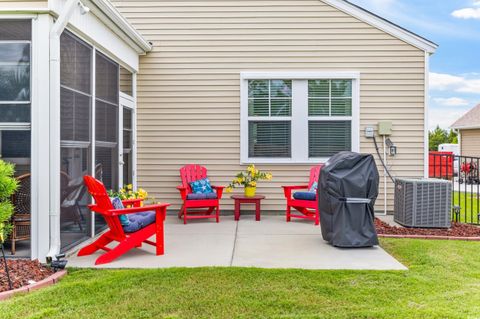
47 0 84 259
31 14 52 261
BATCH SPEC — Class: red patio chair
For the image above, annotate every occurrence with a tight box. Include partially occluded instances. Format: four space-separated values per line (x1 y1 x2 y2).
177 164 225 224
282 165 323 226
77 176 170 265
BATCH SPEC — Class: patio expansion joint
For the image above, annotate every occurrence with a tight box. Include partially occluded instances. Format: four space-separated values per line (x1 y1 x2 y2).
229 221 239 266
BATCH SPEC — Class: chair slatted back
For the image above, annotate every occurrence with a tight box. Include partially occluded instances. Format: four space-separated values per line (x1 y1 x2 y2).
308 165 324 189
12 173 31 217
180 164 208 194
83 175 125 238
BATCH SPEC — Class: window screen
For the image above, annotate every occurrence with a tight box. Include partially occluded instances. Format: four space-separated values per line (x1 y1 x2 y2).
308 80 352 116
120 66 133 96
0 20 31 41
96 52 119 105
60 31 92 142
95 52 119 198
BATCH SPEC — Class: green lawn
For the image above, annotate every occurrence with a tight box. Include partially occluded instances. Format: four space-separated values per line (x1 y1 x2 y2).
2 239 480 318
453 191 480 224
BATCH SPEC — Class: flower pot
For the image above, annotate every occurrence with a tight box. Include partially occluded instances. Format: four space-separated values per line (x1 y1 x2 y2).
244 186 256 197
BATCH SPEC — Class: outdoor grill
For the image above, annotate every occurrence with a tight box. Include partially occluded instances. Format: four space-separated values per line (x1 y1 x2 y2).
318 151 380 248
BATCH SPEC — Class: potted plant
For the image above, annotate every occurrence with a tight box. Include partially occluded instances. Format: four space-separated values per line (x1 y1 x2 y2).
226 164 272 197
0 160 18 290
108 184 151 206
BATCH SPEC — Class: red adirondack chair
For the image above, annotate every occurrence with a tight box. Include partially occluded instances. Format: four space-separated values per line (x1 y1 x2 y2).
282 165 323 226
77 176 170 265
177 164 224 224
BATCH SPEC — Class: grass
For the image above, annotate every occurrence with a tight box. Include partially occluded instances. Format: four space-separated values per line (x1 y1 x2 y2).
453 191 480 224
2 239 480 319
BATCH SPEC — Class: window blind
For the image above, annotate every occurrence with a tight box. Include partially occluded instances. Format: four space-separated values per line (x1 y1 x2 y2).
309 121 351 157
248 121 291 158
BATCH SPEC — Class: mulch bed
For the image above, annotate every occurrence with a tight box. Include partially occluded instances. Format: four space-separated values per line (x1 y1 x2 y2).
375 218 480 237
0 259 53 293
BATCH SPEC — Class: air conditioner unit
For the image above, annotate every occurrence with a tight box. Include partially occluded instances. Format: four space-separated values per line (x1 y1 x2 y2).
394 178 451 228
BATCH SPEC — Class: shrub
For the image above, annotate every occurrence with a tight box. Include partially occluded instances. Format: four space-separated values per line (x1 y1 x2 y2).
0 161 18 243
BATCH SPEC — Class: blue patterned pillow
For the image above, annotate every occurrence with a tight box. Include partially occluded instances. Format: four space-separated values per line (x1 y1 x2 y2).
190 178 213 194
309 182 318 193
111 197 130 226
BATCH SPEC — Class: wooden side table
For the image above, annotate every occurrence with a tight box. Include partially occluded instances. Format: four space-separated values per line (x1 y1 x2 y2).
231 195 266 221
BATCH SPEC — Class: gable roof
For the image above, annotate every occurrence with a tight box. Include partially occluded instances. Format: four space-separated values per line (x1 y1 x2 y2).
323 0 438 54
451 104 480 130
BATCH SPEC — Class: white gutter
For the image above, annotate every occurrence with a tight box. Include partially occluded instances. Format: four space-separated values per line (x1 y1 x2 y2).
450 125 480 130
47 0 84 260
86 0 152 53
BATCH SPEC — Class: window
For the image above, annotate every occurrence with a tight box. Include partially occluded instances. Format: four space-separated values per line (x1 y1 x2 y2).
308 80 353 158
241 73 359 163
248 80 292 158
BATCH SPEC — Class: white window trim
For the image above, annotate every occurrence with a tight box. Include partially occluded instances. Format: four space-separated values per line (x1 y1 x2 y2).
240 71 360 164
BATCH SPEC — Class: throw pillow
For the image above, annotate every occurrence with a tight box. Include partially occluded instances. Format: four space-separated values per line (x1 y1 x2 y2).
111 197 130 226
190 177 214 194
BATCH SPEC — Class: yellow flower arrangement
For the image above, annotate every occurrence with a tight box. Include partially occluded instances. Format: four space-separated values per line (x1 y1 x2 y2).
225 164 272 193
108 185 149 200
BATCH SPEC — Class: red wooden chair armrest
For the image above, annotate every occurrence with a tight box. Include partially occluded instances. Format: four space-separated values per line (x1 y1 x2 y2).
108 203 170 216
281 185 309 199
122 198 143 207
212 185 225 199
176 186 188 200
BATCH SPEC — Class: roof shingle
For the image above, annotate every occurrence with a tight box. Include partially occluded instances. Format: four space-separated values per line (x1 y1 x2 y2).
451 104 480 129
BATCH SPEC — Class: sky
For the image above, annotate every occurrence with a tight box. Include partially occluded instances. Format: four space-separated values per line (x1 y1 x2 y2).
350 0 480 130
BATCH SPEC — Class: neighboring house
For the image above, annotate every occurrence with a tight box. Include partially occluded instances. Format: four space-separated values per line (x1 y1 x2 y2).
451 104 480 157
0 0 436 262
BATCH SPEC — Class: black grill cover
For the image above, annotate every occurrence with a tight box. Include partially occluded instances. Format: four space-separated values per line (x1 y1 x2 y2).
318 151 379 247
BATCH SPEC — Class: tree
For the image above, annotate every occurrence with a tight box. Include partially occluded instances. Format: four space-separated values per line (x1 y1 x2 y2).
429 126 458 151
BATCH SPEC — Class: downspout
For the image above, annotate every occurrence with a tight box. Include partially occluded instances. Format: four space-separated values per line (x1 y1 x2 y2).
47 0 88 259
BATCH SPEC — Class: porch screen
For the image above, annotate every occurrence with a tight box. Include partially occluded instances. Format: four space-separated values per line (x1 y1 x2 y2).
123 107 133 185
95 52 119 192
0 20 32 176
0 20 32 256
59 31 93 250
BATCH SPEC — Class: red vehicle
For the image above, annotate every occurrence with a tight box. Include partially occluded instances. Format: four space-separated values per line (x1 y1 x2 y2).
429 151 454 179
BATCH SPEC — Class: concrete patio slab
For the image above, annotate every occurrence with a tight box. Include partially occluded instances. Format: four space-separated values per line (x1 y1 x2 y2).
67 215 406 270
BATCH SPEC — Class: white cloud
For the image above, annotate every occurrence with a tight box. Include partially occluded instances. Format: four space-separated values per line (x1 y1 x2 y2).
452 1 480 19
452 8 480 19
429 108 467 130
430 72 480 94
433 97 470 107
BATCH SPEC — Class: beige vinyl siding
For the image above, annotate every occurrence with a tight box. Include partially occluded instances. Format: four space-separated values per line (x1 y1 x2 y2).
113 0 426 213
460 129 480 157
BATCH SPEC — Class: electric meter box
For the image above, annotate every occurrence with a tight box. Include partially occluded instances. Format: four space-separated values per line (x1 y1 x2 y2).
378 121 392 136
